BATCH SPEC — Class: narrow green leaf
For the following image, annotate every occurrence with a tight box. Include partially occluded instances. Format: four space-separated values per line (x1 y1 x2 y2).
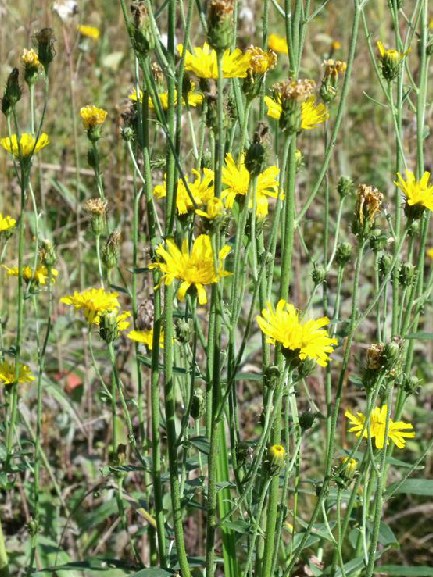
375 567 433 576
387 479 433 496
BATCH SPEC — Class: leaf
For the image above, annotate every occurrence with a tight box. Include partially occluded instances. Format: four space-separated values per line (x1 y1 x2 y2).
220 519 251 534
375 568 433 576
188 436 211 455
130 569 175 577
386 479 433 496
109 284 130 295
365 521 399 548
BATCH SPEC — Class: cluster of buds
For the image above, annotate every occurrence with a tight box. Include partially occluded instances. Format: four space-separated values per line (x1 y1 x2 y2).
207 0 234 51
39 239 57 269
1 68 21 117
377 41 410 82
83 198 107 235
353 184 383 237
130 2 155 59
266 444 286 476
80 105 108 142
273 79 315 134
34 28 56 75
243 47 277 100
320 59 347 103
22 49 40 86
102 229 121 270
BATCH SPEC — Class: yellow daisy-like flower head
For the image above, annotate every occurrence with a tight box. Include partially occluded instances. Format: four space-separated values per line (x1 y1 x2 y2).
340 457 357 480
78 25 100 40
0 359 35 386
345 404 415 449
22 48 40 67
427 248 433 260
149 234 232 305
0 213 16 238
60 287 120 325
257 300 337 367
221 153 280 218
3 265 59 285
268 444 286 473
268 33 289 55
178 43 251 79
395 170 433 219
377 41 410 81
80 105 107 129
154 169 215 216
196 197 225 220
1 133 49 159
264 95 329 131
127 328 164 350
128 83 203 109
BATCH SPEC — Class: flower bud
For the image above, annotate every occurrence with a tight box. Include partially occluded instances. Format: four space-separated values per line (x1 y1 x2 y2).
320 59 347 103
207 0 234 52
130 2 155 58
267 444 286 475
379 253 393 279
299 410 318 431
382 339 402 369
399 262 416 287
235 442 254 467
175 319 193 344
34 28 56 74
369 228 387 252
2 68 21 116
408 219 420 237
264 365 280 389
377 41 408 82
337 176 354 199
312 263 326 286
336 241 352 267
340 457 357 481
403 375 421 395
297 358 317 379
245 123 269 177
99 310 119 343
22 49 40 86
191 387 205 419
102 230 121 270
39 240 57 269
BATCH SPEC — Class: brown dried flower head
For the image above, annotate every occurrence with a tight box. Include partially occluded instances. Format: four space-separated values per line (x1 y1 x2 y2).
366 343 385 370
274 79 316 103
209 0 234 18
152 62 164 85
83 198 107 215
137 300 155 331
357 184 383 225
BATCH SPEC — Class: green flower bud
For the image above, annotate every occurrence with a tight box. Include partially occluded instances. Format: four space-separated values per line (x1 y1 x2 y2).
399 262 416 287
337 176 354 199
34 28 56 74
245 123 269 177
175 319 193 344
102 230 121 270
379 253 393 279
83 198 107 236
99 310 119 343
236 442 254 467
382 339 402 369
299 410 317 431
264 365 281 389
191 388 205 419
2 68 21 116
340 457 357 481
404 375 422 395
312 263 326 286
336 241 352 267
369 229 387 252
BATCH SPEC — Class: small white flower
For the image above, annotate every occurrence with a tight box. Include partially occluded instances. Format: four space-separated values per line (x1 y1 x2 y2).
53 0 78 21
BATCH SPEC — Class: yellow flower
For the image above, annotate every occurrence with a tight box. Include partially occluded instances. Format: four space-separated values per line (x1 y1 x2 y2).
60 287 120 324
332 40 342 51
427 248 433 260
345 405 415 449
128 84 203 108
264 95 329 130
257 300 337 367
154 169 214 215
80 105 107 129
395 170 433 212
22 48 40 67
78 25 100 40
1 133 49 158
269 444 286 460
178 42 251 79
247 46 277 74
0 214 16 233
0 359 34 386
196 197 225 220
127 328 164 350
3 265 59 285
377 41 409 64
268 33 289 55
340 457 357 479
221 153 280 218
149 234 232 305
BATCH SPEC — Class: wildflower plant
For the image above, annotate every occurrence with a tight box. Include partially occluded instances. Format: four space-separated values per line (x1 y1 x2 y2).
0 1 432 576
